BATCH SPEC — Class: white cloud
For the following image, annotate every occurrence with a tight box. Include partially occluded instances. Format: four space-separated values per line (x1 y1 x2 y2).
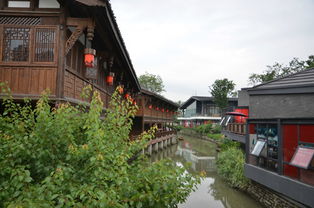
111 0 314 102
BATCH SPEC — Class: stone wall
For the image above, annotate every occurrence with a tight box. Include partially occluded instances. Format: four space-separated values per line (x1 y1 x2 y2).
246 182 305 208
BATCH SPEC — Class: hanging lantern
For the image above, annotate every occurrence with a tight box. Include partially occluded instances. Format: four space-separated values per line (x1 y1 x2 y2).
162 108 164 112
149 105 152 109
156 107 159 111
84 48 96 68
106 72 115 86
166 109 169 113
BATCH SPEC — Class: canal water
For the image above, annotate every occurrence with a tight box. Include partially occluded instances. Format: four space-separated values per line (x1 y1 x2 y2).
150 135 262 208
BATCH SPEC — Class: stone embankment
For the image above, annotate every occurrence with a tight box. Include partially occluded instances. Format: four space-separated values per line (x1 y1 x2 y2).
247 182 303 208
179 129 306 208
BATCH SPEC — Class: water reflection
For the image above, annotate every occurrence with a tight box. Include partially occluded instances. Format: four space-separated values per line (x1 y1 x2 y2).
175 146 216 173
151 135 262 208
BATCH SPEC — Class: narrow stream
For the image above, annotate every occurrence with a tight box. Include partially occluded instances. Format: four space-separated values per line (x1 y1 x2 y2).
150 135 262 208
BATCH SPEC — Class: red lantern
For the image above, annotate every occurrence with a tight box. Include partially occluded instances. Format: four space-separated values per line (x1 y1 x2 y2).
125 93 130 99
106 72 115 86
162 108 164 112
156 107 159 111
166 109 169 113
84 48 96 67
149 105 152 109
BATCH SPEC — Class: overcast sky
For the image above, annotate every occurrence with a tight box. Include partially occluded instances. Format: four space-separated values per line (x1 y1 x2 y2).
110 0 314 102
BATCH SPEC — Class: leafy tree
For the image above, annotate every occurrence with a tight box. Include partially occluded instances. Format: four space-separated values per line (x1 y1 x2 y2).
209 79 236 112
138 72 165 94
249 55 314 85
0 83 199 208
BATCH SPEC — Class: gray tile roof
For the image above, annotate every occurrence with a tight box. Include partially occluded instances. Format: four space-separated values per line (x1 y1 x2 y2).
248 67 314 94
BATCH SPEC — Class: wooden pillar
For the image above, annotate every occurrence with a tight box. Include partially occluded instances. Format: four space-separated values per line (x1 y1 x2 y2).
141 98 145 132
56 7 66 100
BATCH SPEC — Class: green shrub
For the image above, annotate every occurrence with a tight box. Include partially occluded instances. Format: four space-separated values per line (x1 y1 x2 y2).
216 146 249 189
207 133 224 141
170 125 183 131
0 83 199 208
195 123 213 134
219 139 240 151
211 125 221 134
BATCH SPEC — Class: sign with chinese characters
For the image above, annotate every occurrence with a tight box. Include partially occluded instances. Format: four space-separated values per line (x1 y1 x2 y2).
290 147 314 169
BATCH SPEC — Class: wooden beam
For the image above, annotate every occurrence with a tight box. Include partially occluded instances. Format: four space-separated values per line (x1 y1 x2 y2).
64 17 95 55
65 25 84 55
66 17 94 27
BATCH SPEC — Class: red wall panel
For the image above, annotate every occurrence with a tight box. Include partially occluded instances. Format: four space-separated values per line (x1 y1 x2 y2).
249 124 256 134
299 125 314 143
300 169 314 186
282 124 298 162
283 164 298 179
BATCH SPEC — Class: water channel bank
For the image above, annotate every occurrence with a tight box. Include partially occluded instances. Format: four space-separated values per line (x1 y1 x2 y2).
150 135 262 208
177 132 303 208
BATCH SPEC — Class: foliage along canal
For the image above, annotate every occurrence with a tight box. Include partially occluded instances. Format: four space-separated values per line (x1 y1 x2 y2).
150 135 262 208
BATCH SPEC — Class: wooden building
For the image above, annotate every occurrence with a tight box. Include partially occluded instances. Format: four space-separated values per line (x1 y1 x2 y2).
131 89 179 139
243 68 314 207
0 0 140 107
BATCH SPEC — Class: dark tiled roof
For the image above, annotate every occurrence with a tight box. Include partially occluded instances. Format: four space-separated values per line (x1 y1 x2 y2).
72 0 141 91
141 89 179 108
180 96 238 109
249 67 314 94
74 0 105 6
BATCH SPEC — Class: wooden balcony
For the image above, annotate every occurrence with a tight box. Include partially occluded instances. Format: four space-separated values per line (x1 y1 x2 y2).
222 123 246 143
129 130 176 142
155 130 176 138
137 106 175 120
224 123 246 135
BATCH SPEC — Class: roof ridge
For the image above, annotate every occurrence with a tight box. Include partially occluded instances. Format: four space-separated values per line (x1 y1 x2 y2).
252 67 314 89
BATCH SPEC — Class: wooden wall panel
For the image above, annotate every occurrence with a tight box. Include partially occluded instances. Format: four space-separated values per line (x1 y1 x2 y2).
64 71 75 98
74 76 84 100
0 67 56 95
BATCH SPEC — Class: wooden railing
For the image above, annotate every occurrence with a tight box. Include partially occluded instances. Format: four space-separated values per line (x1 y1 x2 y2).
130 130 176 141
155 130 176 138
224 123 246 135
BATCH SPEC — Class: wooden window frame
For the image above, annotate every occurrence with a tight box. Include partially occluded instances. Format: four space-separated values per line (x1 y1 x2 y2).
0 24 58 66
1 25 32 64
33 25 58 64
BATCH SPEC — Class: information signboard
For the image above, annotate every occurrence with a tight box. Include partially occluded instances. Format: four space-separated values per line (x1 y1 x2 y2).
251 140 265 156
290 147 314 169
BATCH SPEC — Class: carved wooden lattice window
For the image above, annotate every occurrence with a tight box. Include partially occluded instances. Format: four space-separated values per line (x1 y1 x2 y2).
3 27 30 62
34 28 56 62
